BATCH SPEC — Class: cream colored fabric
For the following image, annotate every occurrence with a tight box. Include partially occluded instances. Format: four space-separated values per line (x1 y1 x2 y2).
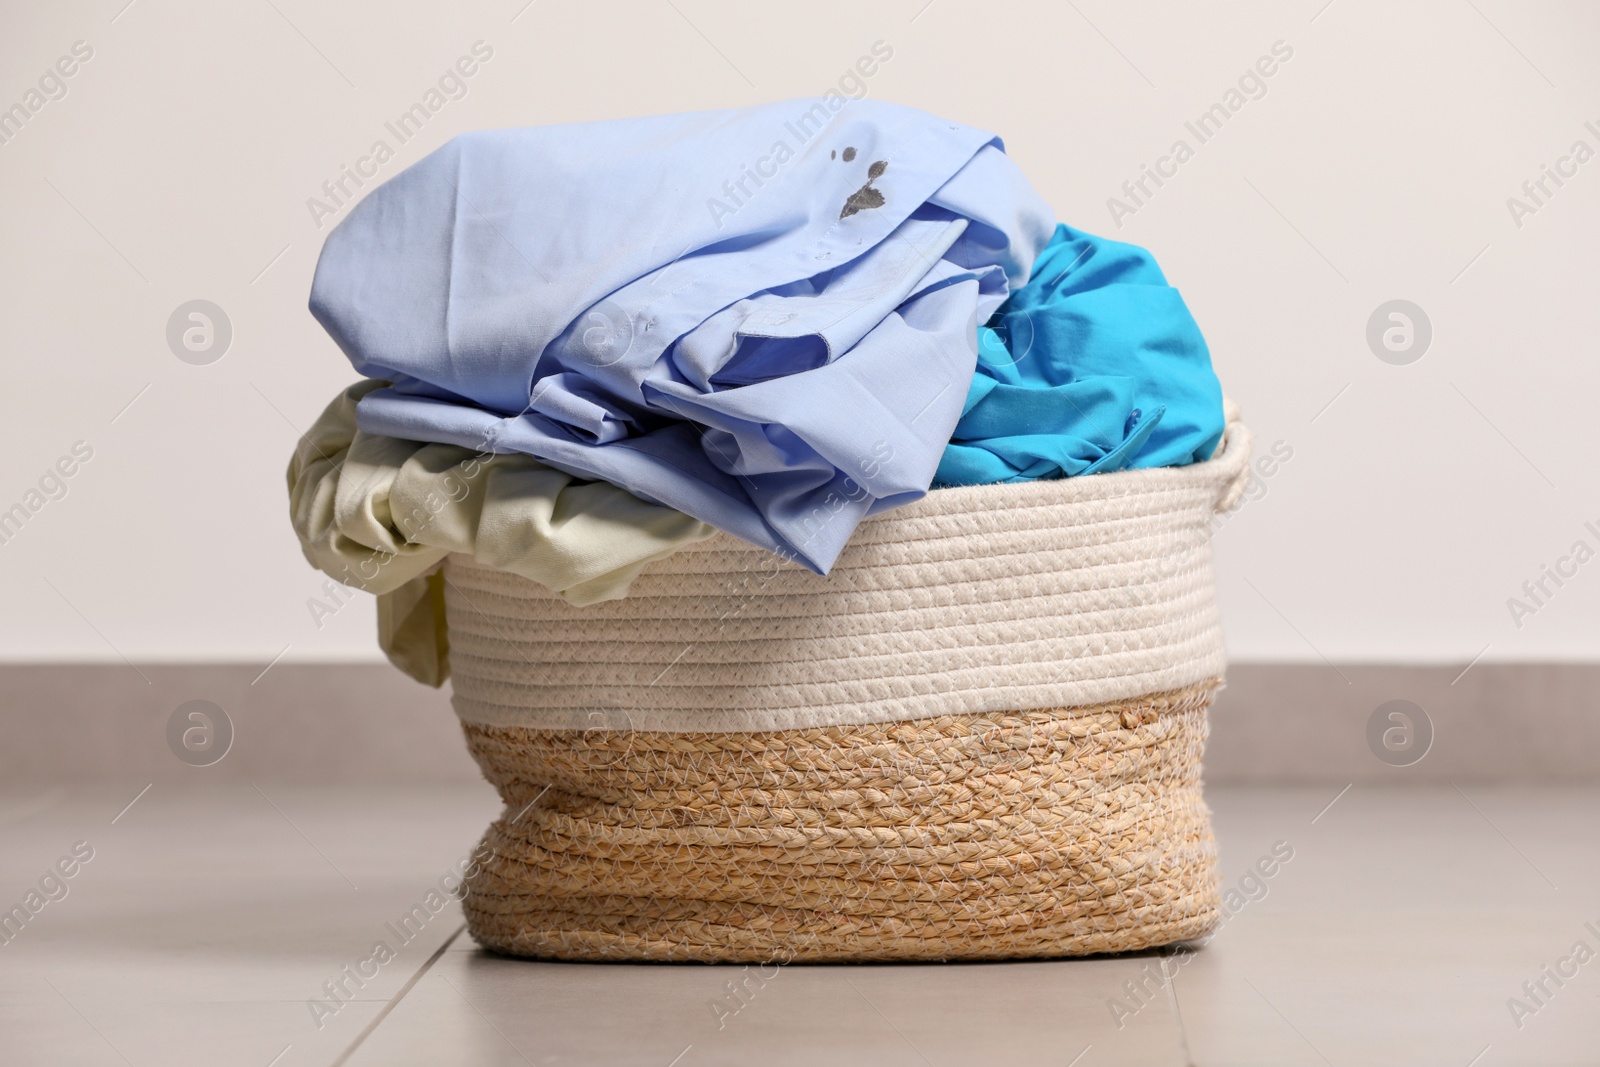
444 407 1252 731
287 382 718 685
375 569 450 687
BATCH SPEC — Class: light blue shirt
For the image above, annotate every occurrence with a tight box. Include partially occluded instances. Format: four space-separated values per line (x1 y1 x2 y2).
311 99 1054 572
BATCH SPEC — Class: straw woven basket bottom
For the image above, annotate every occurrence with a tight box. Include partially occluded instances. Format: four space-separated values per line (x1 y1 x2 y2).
459 681 1224 963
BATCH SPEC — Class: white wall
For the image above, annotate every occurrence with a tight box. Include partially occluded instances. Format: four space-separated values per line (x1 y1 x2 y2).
2 0 1595 664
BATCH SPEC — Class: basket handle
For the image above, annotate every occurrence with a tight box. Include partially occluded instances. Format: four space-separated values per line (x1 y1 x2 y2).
1211 398 1254 515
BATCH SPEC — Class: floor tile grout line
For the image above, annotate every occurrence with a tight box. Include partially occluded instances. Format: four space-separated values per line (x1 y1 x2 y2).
1161 947 1196 1067
328 921 466 1067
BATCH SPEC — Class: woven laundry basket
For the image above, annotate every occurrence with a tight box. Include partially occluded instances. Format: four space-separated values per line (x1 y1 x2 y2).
444 411 1252 963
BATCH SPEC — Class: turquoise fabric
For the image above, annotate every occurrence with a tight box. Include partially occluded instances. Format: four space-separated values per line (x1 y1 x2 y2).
935 225 1224 486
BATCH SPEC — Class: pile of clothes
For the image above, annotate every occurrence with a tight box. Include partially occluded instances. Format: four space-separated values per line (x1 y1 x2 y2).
288 99 1224 684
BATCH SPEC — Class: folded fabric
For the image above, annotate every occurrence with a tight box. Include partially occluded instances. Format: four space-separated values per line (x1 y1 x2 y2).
287 380 717 684
935 224 1224 486
309 98 1055 574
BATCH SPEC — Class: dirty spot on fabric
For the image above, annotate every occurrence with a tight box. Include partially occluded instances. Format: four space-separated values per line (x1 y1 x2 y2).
830 149 836 159
840 160 889 219
842 146 857 162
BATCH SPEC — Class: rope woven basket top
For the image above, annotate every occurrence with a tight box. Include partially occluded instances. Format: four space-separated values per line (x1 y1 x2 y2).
444 407 1251 734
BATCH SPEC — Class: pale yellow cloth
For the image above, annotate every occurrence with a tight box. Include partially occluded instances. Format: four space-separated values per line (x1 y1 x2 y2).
287 381 717 685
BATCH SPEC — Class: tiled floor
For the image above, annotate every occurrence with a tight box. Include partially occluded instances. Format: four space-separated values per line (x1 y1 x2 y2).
2 782 1596 1066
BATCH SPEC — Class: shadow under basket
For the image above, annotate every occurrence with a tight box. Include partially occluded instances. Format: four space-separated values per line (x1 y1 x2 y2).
446 411 1252 963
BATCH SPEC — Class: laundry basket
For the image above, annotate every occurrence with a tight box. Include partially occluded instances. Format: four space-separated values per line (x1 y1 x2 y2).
443 410 1251 963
